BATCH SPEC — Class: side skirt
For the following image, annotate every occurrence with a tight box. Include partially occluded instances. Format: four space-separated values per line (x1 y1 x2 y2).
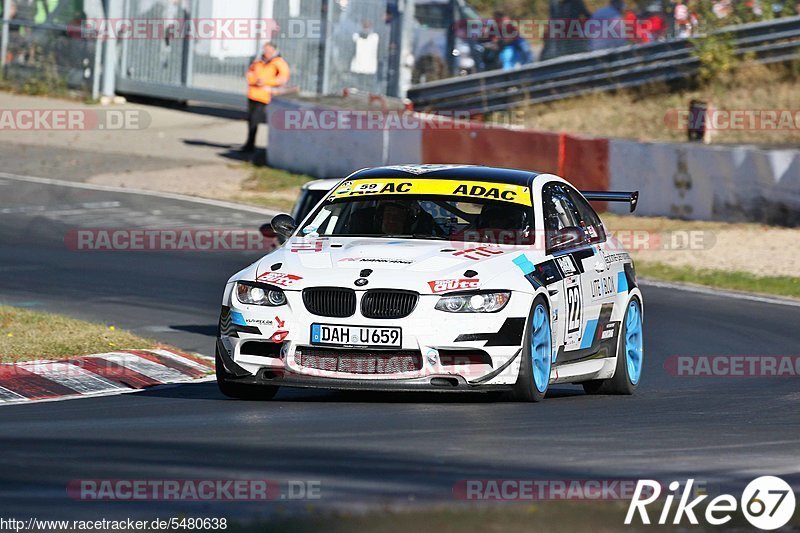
550 357 616 384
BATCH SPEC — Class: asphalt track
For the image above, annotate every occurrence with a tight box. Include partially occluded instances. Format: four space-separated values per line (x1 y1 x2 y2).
0 176 798 522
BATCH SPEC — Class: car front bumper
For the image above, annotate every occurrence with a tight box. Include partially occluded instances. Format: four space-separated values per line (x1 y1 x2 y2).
218 288 535 388
217 338 520 392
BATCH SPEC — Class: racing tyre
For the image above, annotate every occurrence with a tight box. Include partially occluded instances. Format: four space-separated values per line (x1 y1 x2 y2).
510 296 552 402
215 348 279 401
582 297 643 395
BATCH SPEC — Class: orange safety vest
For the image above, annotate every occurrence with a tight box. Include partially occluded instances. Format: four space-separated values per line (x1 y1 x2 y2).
246 55 290 104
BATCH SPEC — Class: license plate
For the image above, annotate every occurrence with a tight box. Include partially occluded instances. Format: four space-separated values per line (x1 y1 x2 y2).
311 324 402 348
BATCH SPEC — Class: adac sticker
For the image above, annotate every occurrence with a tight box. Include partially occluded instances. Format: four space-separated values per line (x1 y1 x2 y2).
328 178 532 206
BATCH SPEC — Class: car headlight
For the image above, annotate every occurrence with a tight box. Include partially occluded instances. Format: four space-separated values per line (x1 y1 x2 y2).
235 281 287 306
435 291 510 313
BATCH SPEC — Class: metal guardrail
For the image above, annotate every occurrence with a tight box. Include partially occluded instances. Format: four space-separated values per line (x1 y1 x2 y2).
407 16 800 114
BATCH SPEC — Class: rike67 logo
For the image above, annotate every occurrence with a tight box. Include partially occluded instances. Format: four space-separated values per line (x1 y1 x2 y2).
626 477 796 530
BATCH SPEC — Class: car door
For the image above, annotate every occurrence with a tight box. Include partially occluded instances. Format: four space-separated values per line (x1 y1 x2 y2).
542 182 595 354
566 187 624 351
542 182 584 358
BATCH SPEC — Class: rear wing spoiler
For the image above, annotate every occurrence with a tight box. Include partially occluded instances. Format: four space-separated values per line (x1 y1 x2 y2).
581 190 639 212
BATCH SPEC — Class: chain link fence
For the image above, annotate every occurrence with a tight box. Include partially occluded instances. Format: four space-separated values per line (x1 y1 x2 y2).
1 0 101 97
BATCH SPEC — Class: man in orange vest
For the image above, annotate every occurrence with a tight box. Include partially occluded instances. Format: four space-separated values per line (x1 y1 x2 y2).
242 42 290 152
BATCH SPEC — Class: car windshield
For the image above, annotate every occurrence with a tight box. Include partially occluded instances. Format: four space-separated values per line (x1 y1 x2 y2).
293 188 330 221
299 196 534 244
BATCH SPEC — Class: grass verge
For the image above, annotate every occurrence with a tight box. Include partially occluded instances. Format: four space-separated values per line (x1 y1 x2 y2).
636 262 800 299
601 213 739 232
234 163 315 212
518 61 800 145
602 212 800 298
0 306 162 362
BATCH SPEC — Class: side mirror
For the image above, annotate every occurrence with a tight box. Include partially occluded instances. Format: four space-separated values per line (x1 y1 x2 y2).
259 223 276 239
547 226 586 252
271 214 297 242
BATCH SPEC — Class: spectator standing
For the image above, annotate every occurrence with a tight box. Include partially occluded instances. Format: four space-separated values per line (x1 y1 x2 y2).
242 42 290 153
475 13 503 71
623 7 640 42
589 0 628 50
640 2 668 42
712 0 733 18
626 1 668 43
0 1 18 20
350 20 381 91
495 12 535 69
542 0 592 59
673 0 698 36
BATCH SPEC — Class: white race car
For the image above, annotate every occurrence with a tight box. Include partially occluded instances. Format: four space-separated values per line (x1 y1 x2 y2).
216 165 643 402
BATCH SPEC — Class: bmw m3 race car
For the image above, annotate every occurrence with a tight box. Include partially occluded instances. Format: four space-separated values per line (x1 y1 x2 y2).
215 164 643 402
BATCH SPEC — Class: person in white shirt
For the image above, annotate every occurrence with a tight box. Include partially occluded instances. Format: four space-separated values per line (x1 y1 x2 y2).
351 20 380 75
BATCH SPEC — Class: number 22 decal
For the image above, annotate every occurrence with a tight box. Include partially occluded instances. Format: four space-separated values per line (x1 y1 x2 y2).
566 283 583 333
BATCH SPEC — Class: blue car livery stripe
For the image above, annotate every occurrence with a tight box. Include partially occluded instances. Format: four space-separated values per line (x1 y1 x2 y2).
513 254 536 275
580 319 598 349
617 271 629 293
230 311 247 326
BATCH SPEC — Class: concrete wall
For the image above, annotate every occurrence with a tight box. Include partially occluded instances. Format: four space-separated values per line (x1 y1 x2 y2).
609 140 800 225
266 98 421 178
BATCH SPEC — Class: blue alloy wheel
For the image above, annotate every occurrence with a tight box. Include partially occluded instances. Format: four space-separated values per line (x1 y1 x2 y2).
531 304 552 393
